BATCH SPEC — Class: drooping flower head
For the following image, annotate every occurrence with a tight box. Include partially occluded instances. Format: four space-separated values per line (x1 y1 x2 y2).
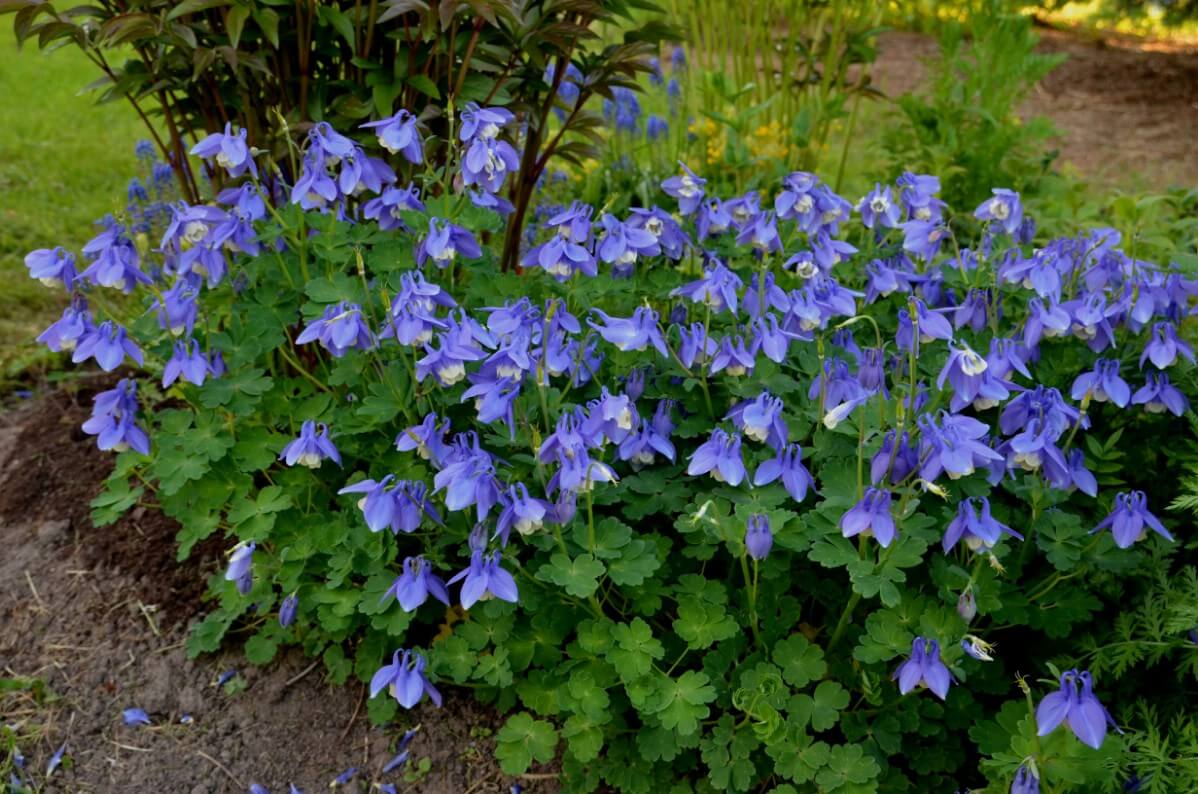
687 428 747 486
370 649 442 709
361 110 423 163
840 488 897 548
942 496 1023 553
280 420 341 468
893 637 952 700
82 378 150 455
1035 669 1119 749
1092 491 1173 549
744 514 773 561
190 122 258 178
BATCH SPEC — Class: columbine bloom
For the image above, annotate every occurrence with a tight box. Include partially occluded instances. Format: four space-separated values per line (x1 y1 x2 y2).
1092 491 1173 549
1036 669 1119 749
462 135 520 193
80 225 150 293
661 162 706 215
936 344 990 405
1011 763 1040 794
1131 372 1189 416
735 211 783 254
72 320 144 372
709 335 756 377
416 218 482 269
296 302 373 357
871 430 918 485
1140 321 1194 369
459 102 514 142
382 556 450 612
726 392 787 449
190 122 257 178
280 420 341 468
279 593 298 627
162 339 213 388
1070 359 1131 407
893 637 952 700
361 110 423 163
902 220 948 262
494 483 551 545
687 428 746 486
942 496 1023 553
961 635 996 662
597 213 659 269
744 514 773 561
447 550 519 608
670 262 743 314
82 379 150 454
918 412 1004 482
618 402 676 466
370 650 442 709
588 307 668 356
840 488 897 547
395 412 448 463
38 299 93 353
25 246 76 289
974 188 1023 235
225 541 256 595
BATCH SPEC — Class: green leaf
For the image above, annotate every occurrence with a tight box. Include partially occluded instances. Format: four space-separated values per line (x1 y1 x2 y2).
673 600 737 649
773 634 827 688
187 611 234 658
495 712 558 775
226 3 249 47
90 476 143 527
607 538 661 586
608 618 665 681
788 681 850 732
652 670 716 735
407 74 441 100
562 714 604 762
537 553 605 598
815 743 880 791
245 630 279 665
167 0 231 21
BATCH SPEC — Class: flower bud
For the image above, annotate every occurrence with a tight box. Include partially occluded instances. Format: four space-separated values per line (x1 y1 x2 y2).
957 589 977 622
745 514 773 561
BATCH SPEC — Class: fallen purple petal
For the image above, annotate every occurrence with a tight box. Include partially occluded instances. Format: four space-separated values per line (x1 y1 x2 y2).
122 707 152 727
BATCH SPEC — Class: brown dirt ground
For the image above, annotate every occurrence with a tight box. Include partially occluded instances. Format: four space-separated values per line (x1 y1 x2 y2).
0 381 554 793
872 26 1198 190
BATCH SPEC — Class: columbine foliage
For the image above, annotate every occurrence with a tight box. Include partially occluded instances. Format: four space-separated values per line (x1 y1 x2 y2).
27 89 1198 793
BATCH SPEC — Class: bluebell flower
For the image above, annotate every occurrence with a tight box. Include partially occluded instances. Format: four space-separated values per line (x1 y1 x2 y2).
371 649 442 709
871 430 917 486
1141 321 1194 369
588 307 668 356
857 183 901 229
296 301 374 357
191 122 257 178
225 541 255 595
1093 491 1173 549
122 707 152 726
279 592 298 627
382 556 450 612
364 183 426 231
1131 372 1189 416
1011 763 1040 794
901 219 948 262
744 514 772 561
80 225 150 292
361 109 423 163
459 102 515 142
38 298 94 353
687 428 746 486
661 162 706 215
24 246 76 289
754 443 815 503
670 261 743 314
943 496 1023 552
893 637 952 699
494 483 551 544
448 550 519 608
72 320 144 372
280 420 341 468
1071 358 1131 407
416 217 482 269
709 335 756 377
1036 669 1119 749
162 339 212 388
726 391 787 449
840 488 897 547
974 188 1023 235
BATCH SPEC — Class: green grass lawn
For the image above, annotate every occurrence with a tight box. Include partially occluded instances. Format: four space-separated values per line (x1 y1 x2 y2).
0 30 143 375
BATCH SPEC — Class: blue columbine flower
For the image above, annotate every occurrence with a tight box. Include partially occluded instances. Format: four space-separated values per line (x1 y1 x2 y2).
279 420 341 468
897 171 945 220
735 211 783 254
361 109 423 163
1071 358 1131 407
937 343 991 405
943 496 1023 553
618 403 676 467
597 213 660 270
296 301 374 357
893 637 952 699
750 314 796 364
370 649 442 709
340 475 398 531
1141 321 1194 369
494 483 551 544
382 556 451 612
677 322 717 368
396 412 449 463
279 593 298 627
670 261 743 314
588 307 668 356
687 428 746 486
744 514 773 561
38 298 94 353
162 339 213 388
225 541 256 595
1131 372 1189 416
629 206 688 261
416 217 482 269
726 392 787 449
1011 763 1040 794
973 188 1023 235
918 412 1003 482
80 224 150 292
661 162 706 215
961 634 996 662
755 443 815 503
1092 491 1173 549
1036 669 1119 749
72 320 144 372
871 430 918 485
459 102 515 142
857 183 901 229
25 246 77 289
902 219 949 262
433 448 502 520
462 134 520 193
81 379 150 455
364 182 427 231
840 488 897 547
448 549 519 608
709 335 756 377
153 280 199 337
190 122 257 178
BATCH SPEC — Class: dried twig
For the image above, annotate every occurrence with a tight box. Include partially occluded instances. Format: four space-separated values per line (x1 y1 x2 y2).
196 750 243 787
283 659 322 689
